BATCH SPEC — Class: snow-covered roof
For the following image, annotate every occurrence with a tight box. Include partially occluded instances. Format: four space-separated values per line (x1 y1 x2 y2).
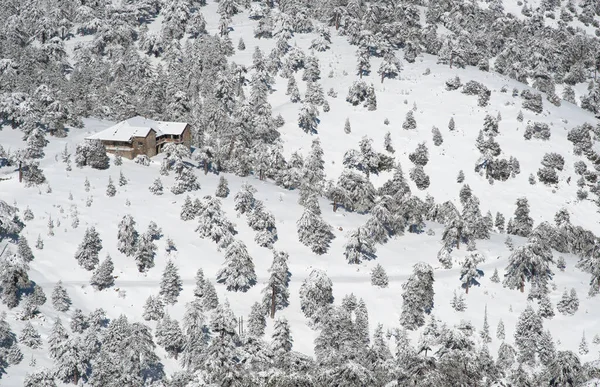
87 116 188 142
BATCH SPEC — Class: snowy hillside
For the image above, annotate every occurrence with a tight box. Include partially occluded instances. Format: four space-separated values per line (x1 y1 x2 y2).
2 0 600 386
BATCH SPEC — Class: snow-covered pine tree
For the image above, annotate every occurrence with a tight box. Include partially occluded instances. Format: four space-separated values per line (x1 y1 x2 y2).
297 196 335 255
344 227 376 264
134 232 157 272
106 176 116 197
17 237 34 263
497 319 505 340
271 316 293 367
403 110 417 130
20 321 42 349
508 198 534 237
202 280 220 311
384 131 394 153
155 313 184 360
90 254 114 291
117 214 138 256
261 250 290 318
149 177 163 195
538 294 555 319
299 269 334 325
460 251 484 294
159 260 183 305
344 118 351 134
118 170 127 186
556 288 579 315
70 308 89 333
490 268 500 283
480 305 491 343
457 170 465 183
35 234 43 250
217 239 257 292
451 290 467 311
503 237 553 295
180 195 196 221
215 176 230 198
432 126 443 146
234 183 256 215
371 263 389 288
400 263 435 330
142 295 164 321
449 117 456 131
74 226 102 271
51 281 71 312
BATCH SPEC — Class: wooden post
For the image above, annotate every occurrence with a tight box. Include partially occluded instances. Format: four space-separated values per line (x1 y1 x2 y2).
270 284 276 319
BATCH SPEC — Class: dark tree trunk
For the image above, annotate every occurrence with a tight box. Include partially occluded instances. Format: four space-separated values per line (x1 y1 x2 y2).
18 161 22 183
270 284 276 319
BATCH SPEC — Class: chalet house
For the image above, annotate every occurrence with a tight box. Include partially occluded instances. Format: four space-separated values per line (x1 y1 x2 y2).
86 116 192 159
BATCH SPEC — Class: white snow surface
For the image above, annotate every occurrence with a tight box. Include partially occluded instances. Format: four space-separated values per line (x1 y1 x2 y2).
1 2 600 385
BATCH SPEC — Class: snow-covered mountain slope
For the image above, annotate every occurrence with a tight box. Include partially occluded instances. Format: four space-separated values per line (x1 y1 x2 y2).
2 1 600 386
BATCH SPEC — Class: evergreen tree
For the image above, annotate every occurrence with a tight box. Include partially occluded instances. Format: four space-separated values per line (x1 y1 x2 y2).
400 263 435 330
490 268 500 283
508 198 534 237
449 117 456 131
106 176 116 197
74 226 102 271
460 251 484 294
70 308 89 333
579 332 588 355
180 195 196 221
20 321 42 349
556 288 579 315
51 281 71 312
215 176 230 198
16 236 34 263
371 264 389 288
160 260 183 305
90 254 114 291
497 319 505 340
297 201 335 255
193 268 205 300
451 289 467 311
503 237 553 295
261 250 290 318
149 177 163 195
134 232 157 272
181 298 209 372
202 280 219 311
538 294 555 318
495 212 505 233
344 227 376 264
217 240 257 292
117 214 138 256
118 170 128 186
480 305 491 343
299 269 334 324
48 317 69 361
432 126 444 146
142 295 164 321
247 302 266 338
271 317 293 366
384 131 394 153
514 304 543 366
156 314 184 360
403 110 417 130
344 118 351 134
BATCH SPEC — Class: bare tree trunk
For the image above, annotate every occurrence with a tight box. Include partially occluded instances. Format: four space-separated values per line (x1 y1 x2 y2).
381 74 385 83
18 161 22 183
450 53 453 69
465 284 469 294
333 200 337 212
270 284 276 319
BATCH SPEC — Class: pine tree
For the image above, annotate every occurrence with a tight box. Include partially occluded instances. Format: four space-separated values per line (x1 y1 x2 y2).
460 252 484 294
118 170 128 186
383 131 394 153
51 281 71 312
117 215 138 257
193 268 205 300
579 332 589 355
432 126 444 146
450 290 467 311
514 304 544 366
299 269 334 324
344 118 351 134
237 37 245 50
448 117 455 131
70 308 89 333
215 176 230 198
538 295 555 318
156 314 184 359
503 238 553 294
557 288 579 315
20 321 42 349
142 295 164 321
47 216 54 236
509 198 534 237
344 227 376 264
90 254 114 290
497 319 505 340
403 110 417 130
480 305 491 343
35 234 43 250
134 232 156 272
17 237 34 263
271 317 293 366
370 264 389 288
297 202 335 255
202 280 219 310
400 263 435 330
48 317 69 361
74 226 102 270
490 268 500 283
84 177 90 192
261 250 290 318
149 177 163 195
106 176 116 197
160 260 183 305
217 240 256 292
247 302 266 337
